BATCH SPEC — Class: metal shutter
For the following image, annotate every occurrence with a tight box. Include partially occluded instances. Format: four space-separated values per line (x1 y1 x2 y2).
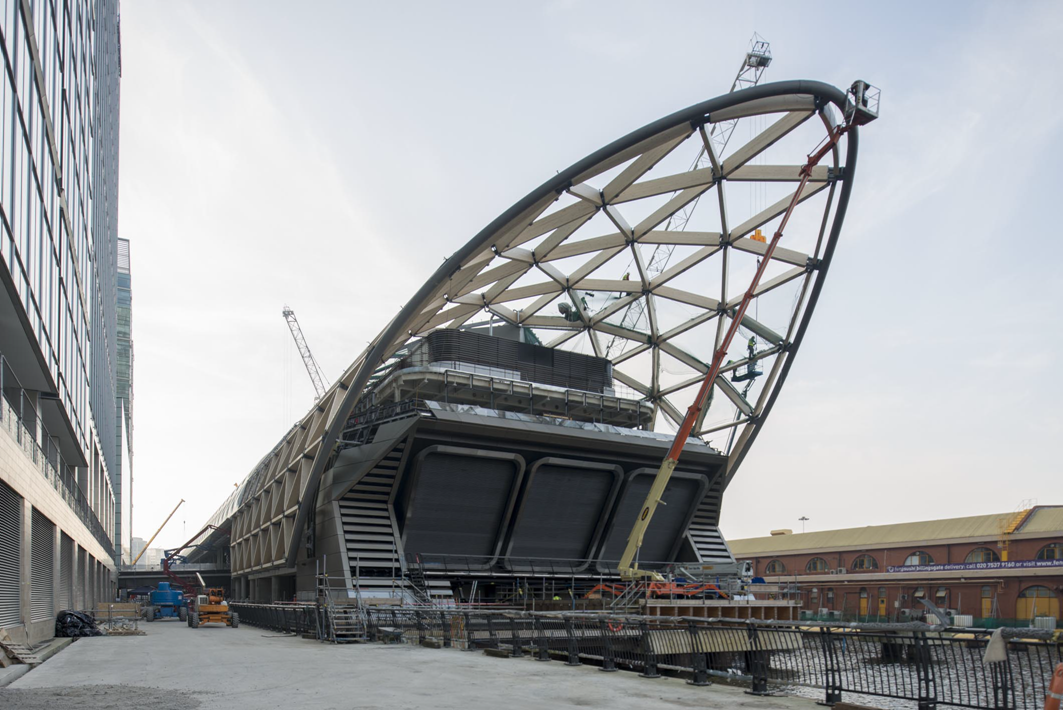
0 480 21 627
30 509 55 622
76 547 86 609
58 533 73 610
87 556 95 608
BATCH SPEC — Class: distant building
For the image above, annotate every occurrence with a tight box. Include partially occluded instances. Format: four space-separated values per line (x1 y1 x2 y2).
730 507 1063 625
0 1 122 645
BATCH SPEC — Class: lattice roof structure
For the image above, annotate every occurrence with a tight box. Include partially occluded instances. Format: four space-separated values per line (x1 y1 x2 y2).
202 80 864 574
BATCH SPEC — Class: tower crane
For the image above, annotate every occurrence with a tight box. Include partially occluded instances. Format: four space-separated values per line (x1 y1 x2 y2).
282 306 328 401
605 34 773 358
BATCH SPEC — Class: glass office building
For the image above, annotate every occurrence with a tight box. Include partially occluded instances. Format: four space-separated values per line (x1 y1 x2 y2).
0 0 123 643
115 237 132 563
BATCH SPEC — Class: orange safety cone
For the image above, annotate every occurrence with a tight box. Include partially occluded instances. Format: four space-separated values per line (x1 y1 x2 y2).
1047 663 1063 710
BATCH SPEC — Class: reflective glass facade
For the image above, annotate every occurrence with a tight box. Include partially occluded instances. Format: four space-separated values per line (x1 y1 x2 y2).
115 237 131 561
0 0 121 554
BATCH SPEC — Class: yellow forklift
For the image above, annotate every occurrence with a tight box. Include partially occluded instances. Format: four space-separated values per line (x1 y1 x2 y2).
187 588 239 629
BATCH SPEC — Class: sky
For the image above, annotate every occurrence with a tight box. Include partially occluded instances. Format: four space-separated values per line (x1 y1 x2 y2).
117 1 1063 551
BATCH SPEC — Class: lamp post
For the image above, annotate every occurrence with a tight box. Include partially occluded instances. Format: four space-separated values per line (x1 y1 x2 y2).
798 516 809 533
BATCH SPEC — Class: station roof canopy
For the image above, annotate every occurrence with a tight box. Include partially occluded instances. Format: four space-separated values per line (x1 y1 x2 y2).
729 506 1063 556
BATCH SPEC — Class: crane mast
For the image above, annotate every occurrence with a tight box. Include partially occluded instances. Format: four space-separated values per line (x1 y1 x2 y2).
282 306 328 401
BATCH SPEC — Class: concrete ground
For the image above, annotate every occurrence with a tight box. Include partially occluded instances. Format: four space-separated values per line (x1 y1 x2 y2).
1 621 819 710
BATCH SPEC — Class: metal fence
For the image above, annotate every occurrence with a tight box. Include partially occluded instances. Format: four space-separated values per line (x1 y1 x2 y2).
230 602 320 636
229 603 1061 709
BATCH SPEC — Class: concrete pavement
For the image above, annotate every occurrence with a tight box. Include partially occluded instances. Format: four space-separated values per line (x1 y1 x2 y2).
2 620 819 709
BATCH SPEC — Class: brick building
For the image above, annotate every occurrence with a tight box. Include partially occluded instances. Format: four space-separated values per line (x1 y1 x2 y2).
729 507 1062 624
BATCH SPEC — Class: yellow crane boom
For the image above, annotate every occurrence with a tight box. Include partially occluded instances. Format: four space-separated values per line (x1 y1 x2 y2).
131 499 185 566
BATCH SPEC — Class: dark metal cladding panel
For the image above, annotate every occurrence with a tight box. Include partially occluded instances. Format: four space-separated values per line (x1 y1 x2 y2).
403 447 523 563
507 461 620 562
597 471 705 569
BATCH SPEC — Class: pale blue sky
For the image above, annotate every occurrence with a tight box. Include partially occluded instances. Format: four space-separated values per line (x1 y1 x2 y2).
118 1 1063 549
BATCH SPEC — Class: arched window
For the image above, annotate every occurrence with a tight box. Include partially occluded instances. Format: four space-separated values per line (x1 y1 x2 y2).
765 560 785 575
851 554 879 570
904 551 934 566
1036 543 1062 561
935 587 948 602
965 547 1000 563
806 557 829 573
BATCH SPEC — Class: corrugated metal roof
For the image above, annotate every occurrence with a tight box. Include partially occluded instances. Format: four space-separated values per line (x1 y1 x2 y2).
728 506 1062 556
1023 506 1063 534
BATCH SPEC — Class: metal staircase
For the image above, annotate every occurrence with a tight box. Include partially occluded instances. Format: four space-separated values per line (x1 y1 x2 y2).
318 574 368 644
338 439 454 603
339 442 406 598
686 478 735 564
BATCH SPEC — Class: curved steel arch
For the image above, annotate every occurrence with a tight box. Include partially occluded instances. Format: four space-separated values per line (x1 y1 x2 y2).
222 80 862 574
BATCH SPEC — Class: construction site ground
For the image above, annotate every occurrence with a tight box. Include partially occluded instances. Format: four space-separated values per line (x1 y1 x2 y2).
0 620 819 709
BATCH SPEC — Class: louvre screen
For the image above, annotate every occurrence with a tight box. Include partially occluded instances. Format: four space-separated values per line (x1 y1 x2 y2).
87 556 96 609
59 533 73 610
0 480 21 627
422 329 613 393
76 547 86 609
30 509 55 622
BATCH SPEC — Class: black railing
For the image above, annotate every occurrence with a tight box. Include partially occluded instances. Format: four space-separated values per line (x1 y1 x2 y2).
228 603 1061 708
230 602 320 636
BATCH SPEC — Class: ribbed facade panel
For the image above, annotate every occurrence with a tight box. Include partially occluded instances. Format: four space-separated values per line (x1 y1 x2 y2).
59 532 73 610
0 479 21 626
30 509 55 621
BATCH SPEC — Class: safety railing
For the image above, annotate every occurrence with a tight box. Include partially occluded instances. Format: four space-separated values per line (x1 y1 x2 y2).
229 602 321 636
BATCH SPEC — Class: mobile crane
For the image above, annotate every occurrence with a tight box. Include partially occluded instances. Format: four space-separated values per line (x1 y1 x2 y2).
618 81 880 581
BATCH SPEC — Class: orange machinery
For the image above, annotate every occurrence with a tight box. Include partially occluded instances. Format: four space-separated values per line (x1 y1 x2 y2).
187 588 239 629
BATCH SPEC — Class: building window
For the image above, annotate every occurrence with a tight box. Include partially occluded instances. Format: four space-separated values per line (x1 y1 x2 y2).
935 587 948 603
1016 585 1059 620
965 547 1000 563
765 560 785 575
806 557 829 573
826 588 835 605
810 588 819 603
1036 543 1062 561
914 587 926 598
981 586 993 598
851 554 879 570
904 551 934 566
